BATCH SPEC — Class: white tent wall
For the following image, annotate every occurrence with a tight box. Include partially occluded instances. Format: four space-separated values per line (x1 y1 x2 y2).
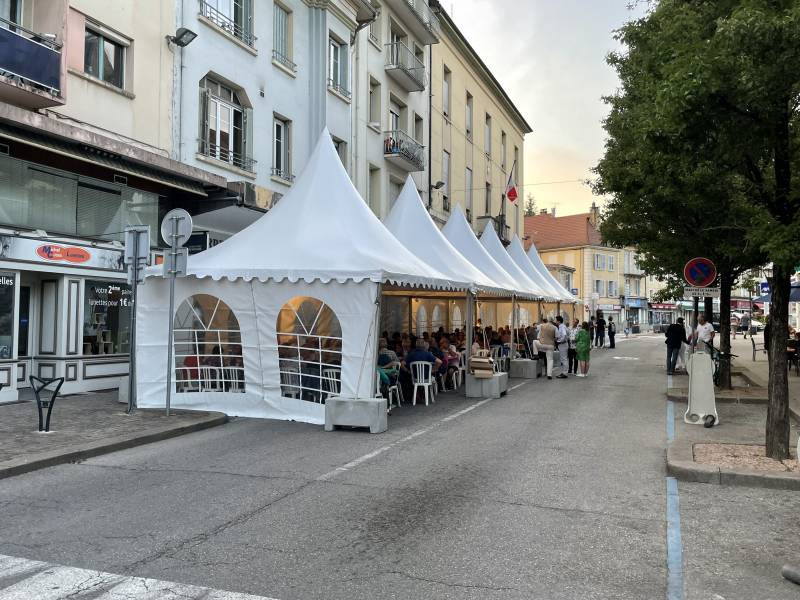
136 276 379 425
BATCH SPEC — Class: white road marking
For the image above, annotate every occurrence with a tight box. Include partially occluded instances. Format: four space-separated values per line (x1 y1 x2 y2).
612 356 640 361
317 381 529 481
0 553 278 599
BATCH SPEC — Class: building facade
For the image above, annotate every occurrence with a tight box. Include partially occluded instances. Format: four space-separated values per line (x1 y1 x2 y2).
427 1 530 240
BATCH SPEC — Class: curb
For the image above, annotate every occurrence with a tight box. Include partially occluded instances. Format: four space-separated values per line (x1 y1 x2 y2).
666 442 800 490
0 411 228 481
665 390 768 404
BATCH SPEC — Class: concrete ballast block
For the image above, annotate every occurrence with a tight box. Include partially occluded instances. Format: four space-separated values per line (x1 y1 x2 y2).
324 397 387 434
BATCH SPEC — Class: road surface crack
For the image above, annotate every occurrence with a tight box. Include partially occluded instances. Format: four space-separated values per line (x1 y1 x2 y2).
343 570 521 592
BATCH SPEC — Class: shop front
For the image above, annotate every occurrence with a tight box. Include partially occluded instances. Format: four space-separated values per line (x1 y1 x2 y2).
0 229 132 402
649 302 677 333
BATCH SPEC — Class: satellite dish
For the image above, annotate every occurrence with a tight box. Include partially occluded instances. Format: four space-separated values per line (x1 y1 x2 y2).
160 209 193 248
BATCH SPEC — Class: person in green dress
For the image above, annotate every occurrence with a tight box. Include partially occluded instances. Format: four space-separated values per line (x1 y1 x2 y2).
575 321 592 377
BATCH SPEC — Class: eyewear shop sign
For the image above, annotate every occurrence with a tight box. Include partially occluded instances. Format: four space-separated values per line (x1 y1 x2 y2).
0 234 125 271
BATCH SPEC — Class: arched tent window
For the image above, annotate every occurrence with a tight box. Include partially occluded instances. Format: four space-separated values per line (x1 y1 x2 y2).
451 305 464 331
508 307 532 328
415 304 428 337
173 294 244 393
277 297 342 402
431 305 444 332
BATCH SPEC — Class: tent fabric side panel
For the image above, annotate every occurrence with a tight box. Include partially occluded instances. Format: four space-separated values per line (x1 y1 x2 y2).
252 279 379 408
135 277 269 417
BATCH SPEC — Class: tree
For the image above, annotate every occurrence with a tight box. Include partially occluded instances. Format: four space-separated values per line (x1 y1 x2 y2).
524 194 537 217
595 0 800 459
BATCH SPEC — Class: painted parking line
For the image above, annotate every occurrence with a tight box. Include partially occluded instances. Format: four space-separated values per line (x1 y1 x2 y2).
665 478 684 600
0 553 278 600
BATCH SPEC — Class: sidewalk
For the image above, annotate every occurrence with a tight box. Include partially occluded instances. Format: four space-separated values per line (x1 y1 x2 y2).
0 389 226 479
667 334 800 489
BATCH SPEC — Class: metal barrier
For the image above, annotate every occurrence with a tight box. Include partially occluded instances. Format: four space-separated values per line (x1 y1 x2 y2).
30 376 64 433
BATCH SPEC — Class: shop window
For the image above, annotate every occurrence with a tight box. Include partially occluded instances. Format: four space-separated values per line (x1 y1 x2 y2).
173 295 243 393
276 297 342 402
0 273 14 359
83 281 133 355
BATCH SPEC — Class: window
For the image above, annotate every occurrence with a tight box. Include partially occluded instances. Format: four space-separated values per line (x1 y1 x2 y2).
484 114 492 155
328 37 349 98
84 28 125 88
561 272 573 291
273 2 295 71
389 100 401 132
368 164 381 213
441 150 450 212
608 255 616 271
173 294 244 393
332 136 347 167
368 77 381 125
501 131 507 170
369 4 380 43
608 280 618 297
0 0 22 26
0 273 14 359
277 296 342 402
83 281 133 356
465 92 473 139
272 117 292 181
465 167 473 216
414 113 424 143
484 182 491 215
594 253 606 270
594 280 605 296
442 66 451 118
199 77 253 171
199 0 254 46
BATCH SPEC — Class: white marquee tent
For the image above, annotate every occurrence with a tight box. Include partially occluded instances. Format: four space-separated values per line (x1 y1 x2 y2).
507 236 573 303
135 131 468 424
524 238 580 303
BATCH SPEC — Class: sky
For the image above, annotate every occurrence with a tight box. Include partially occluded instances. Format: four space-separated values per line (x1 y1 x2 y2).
447 1 648 216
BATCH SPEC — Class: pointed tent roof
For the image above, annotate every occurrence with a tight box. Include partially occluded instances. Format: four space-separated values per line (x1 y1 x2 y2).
185 131 467 290
525 238 580 303
508 236 566 302
478 221 549 300
384 177 509 295
442 207 534 299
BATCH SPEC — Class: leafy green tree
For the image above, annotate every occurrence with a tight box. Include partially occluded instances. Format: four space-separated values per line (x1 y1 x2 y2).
595 0 800 458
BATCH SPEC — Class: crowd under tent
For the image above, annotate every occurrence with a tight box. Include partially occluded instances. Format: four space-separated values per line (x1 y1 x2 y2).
135 131 469 425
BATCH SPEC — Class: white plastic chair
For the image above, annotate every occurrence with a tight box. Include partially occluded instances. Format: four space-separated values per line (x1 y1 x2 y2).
200 366 220 391
280 367 301 399
410 361 435 406
490 346 504 373
452 351 466 390
322 368 341 400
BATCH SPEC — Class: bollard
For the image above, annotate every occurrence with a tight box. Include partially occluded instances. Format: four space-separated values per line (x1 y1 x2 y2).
29 376 64 433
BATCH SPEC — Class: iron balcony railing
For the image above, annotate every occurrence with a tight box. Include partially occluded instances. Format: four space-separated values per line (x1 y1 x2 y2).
385 41 426 90
327 78 351 99
272 49 296 73
404 0 441 38
198 0 256 47
198 139 256 172
0 15 62 94
271 166 295 183
383 129 424 171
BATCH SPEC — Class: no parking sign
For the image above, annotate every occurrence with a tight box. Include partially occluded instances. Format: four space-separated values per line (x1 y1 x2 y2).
683 257 717 288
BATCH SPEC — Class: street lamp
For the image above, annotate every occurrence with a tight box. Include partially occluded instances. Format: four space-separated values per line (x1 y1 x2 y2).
167 27 198 47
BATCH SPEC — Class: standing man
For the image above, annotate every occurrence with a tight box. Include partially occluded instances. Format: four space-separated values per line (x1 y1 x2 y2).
665 317 690 375
589 316 596 345
555 316 569 379
693 314 715 353
595 313 606 348
741 312 751 339
608 316 617 349
537 317 557 380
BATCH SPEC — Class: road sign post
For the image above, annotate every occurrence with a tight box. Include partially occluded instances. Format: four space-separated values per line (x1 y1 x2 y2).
161 209 192 417
123 226 150 415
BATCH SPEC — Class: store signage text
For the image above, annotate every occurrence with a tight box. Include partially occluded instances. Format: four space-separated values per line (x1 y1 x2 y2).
36 244 91 264
87 284 133 308
0 275 12 287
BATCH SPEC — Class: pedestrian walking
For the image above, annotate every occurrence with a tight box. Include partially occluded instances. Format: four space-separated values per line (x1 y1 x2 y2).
567 318 579 374
665 317 690 375
575 321 591 377
537 317 557 380
732 315 740 340
608 316 617 349
595 313 606 347
555 316 569 378
589 316 596 344
741 312 751 339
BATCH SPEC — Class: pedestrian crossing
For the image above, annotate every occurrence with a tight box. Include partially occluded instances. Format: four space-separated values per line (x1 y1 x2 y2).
0 553 279 600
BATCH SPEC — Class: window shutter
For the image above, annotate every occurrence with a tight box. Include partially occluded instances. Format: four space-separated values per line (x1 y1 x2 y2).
199 87 210 154
243 107 254 167
243 0 253 43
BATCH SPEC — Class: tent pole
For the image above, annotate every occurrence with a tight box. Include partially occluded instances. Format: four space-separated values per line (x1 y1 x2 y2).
372 283 384 398
408 296 413 336
511 295 518 359
465 291 475 396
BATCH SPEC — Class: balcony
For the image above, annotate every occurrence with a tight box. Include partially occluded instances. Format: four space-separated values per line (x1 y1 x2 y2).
0 16 64 109
198 0 256 47
385 42 426 92
198 139 256 173
384 0 440 45
476 214 510 244
383 129 424 172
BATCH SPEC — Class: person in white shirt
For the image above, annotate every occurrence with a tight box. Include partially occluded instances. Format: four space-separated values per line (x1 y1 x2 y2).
555 316 569 378
694 314 715 353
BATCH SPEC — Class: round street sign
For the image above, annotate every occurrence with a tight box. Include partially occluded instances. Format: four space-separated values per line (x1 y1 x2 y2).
684 257 717 287
160 209 193 248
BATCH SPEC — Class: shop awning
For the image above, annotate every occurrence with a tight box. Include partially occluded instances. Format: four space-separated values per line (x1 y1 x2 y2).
0 122 208 196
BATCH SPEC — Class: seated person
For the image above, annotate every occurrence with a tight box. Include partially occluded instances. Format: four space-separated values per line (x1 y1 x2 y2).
377 338 400 386
404 339 442 391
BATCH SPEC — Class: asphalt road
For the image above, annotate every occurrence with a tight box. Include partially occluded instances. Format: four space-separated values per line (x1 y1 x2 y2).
0 335 798 599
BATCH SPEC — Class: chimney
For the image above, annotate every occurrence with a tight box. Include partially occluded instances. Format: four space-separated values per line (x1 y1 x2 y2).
540 209 548 215
551 207 556 217
588 201 600 226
